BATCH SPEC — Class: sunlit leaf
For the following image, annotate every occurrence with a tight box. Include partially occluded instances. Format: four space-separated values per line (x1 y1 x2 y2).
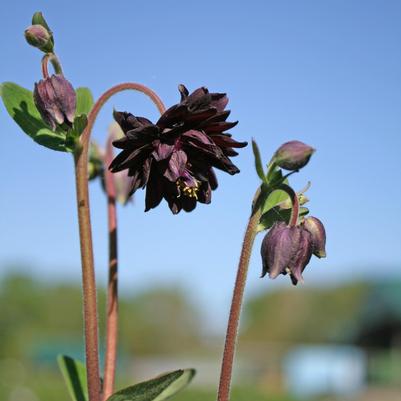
1 82 67 151
75 87 94 117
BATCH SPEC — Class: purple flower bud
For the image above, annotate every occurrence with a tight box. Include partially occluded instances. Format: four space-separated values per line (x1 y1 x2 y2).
287 228 313 285
33 74 76 130
261 222 314 285
302 216 326 258
274 140 315 171
24 24 53 53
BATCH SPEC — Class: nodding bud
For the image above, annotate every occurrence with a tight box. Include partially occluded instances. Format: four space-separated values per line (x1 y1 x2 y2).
33 74 76 130
24 25 53 53
274 140 315 171
261 222 313 285
302 216 326 258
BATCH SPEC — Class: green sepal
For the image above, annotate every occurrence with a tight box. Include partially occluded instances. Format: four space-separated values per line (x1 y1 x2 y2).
106 369 195 401
251 139 267 182
1 82 67 151
65 115 88 152
257 206 309 232
75 87 94 117
31 12 54 48
57 355 88 401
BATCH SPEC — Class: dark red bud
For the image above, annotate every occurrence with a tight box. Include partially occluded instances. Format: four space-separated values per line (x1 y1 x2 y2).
274 140 315 171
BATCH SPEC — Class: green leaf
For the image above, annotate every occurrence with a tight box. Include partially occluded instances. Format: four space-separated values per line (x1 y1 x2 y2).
65 115 88 152
75 87 94 117
1 82 67 151
260 186 288 215
57 355 88 401
258 206 309 232
107 369 195 401
251 139 266 182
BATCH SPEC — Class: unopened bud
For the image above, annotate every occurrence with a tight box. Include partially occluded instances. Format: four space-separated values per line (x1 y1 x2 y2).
274 140 315 171
33 74 76 130
302 216 326 258
261 222 313 285
25 25 53 53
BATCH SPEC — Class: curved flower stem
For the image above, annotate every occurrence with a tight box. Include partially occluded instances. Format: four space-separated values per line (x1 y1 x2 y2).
74 83 165 401
41 53 63 78
217 200 262 401
276 183 299 226
102 136 119 401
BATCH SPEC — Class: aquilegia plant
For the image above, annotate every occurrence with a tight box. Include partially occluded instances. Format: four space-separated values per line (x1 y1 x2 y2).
1 12 326 401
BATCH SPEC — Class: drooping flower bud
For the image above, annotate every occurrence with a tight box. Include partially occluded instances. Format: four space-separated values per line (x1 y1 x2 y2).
24 25 53 53
302 216 326 258
273 140 315 171
261 222 299 279
261 221 314 285
287 228 313 285
33 74 76 130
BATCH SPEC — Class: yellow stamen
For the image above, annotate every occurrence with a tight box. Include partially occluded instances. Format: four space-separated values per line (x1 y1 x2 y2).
176 178 200 200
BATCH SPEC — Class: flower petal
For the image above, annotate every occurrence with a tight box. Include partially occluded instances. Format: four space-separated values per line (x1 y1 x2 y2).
164 150 188 182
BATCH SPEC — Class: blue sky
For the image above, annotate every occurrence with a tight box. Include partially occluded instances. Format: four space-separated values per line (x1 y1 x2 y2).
1 0 400 329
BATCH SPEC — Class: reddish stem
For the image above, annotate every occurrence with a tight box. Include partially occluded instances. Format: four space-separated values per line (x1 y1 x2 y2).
217 205 261 401
102 136 119 401
277 183 299 226
74 83 165 401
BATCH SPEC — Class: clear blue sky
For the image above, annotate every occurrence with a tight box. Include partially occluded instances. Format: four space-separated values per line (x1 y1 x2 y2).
1 0 400 329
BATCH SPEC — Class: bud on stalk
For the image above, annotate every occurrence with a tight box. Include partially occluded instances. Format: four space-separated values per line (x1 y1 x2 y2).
33 74 76 130
274 140 315 171
24 24 53 53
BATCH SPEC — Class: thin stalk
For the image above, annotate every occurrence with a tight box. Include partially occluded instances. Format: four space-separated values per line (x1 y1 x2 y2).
74 83 165 401
102 136 118 401
41 53 63 78
277 183 299 226
217 203 262 401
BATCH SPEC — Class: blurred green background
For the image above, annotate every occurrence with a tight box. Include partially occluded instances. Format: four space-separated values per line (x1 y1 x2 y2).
1 271 400 401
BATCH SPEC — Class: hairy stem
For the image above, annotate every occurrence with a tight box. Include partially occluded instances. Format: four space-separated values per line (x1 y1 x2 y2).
74 83 165 401
217 203 262 401
102 136 119 401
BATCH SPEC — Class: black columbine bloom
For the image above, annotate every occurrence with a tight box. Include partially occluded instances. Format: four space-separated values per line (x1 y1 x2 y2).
109 85 247 214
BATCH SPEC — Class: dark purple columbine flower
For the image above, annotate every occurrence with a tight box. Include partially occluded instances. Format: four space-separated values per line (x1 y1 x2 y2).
33 74 76 130
260 221 313 285
109 85 247 214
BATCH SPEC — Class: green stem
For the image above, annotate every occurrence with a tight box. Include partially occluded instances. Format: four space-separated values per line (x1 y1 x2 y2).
217 196 262 401
74 83 165 401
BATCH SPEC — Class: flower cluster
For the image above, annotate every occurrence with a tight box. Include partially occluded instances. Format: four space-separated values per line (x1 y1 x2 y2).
109 85 247 214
